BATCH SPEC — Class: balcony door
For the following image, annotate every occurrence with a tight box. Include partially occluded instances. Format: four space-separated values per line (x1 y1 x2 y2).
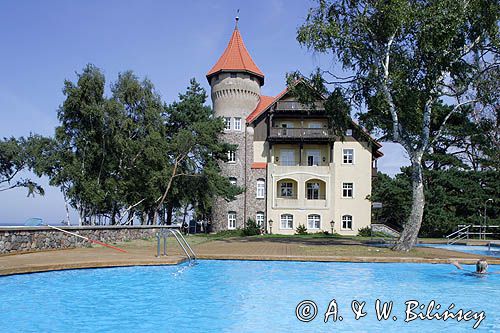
281 122 293 136
306 149 320 166
280 149 296 166
307 182 320 199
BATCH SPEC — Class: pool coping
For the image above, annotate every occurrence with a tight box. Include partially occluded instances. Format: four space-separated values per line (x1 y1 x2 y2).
0 257 188 277
2 254 499 277
197 254 500 264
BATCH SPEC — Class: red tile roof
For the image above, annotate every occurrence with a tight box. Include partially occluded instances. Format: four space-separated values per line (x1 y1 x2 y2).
246 95 275 123
246 87 289 123
251 162 267 169
207 28 264 81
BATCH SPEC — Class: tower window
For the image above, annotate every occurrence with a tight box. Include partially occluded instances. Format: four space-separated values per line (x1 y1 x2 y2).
224 117 231 130
230 73 237 78
227 150 236 163
229 177 237 185
256 179 265 198
256 212 264 226
228 212 237 230
234 118 242 131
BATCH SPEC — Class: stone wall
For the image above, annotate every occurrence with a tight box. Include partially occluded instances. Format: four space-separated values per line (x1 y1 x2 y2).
0 226 168 255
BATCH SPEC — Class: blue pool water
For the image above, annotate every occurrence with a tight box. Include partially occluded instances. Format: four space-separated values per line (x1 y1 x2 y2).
0 260 499 332
419 243 500 258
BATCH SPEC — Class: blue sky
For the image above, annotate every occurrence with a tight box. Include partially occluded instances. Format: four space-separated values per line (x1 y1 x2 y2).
0 0 408 224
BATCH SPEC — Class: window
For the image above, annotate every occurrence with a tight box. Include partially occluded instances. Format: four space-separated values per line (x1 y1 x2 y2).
224 117 231 130
308 214 321 229
280 214 293 229
227 150 236 163
280 149 295 166
228 212 236 229
343 149 354 164
307 182 320 200
230 73 237 78
229 177 237 185
256 212 264 226
342 182 354 198
342 215 353 230
256 179 265 198
346 129 353 136
306 149 320 166
280 182 294 197
234 117 241 131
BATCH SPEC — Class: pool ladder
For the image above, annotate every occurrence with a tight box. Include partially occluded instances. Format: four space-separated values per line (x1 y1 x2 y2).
156 229 197 263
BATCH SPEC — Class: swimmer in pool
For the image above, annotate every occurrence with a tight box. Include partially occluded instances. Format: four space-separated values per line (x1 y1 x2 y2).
452 259 490 274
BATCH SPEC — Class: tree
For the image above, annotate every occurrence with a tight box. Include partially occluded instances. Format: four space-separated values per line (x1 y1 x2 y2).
0 136 44 196
296 0 500 250
152 79 241 224
38 65 240 226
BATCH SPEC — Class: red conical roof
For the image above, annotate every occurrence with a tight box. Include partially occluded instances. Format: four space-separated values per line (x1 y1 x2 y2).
207 27 264 83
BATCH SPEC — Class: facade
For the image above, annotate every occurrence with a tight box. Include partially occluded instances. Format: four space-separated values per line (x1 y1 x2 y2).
206 22 382 235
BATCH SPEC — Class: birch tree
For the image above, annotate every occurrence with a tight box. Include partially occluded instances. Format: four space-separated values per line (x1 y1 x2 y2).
296 0 500 250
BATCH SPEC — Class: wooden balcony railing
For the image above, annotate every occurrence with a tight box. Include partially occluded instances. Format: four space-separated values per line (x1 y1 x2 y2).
269 127 332 139
275 101 325 111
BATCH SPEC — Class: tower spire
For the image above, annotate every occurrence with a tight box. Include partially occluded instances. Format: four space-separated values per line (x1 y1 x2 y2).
235 9 239 29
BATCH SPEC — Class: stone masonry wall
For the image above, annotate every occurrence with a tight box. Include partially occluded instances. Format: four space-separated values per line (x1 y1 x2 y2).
0 226 167 255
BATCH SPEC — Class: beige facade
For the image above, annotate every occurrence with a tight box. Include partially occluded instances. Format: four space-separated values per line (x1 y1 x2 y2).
265 139 373 235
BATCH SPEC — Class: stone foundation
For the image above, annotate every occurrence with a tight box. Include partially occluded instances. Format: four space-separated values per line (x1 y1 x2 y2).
0 226 168 254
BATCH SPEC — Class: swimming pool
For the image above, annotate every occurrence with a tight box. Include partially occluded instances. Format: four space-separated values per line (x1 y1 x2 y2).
1 260 498 332
419 243 500 258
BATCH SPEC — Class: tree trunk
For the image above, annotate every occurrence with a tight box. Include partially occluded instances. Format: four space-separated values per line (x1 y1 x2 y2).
166 203 173 225
393 158 425 251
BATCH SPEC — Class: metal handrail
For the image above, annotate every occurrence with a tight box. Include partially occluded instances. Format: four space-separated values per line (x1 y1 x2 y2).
446 225 471 245
171 229 196 260
168 230 194 261
446 225 470 239
156 228 197 262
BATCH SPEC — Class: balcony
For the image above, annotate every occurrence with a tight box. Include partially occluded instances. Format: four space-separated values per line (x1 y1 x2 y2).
269 127 332 142
275 101 325 111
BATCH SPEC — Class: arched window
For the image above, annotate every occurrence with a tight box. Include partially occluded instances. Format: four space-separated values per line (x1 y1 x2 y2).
342 215 353 230
277 179 298 199
256 212 265 226
256 179 265 198
280 214 293 229
306 179 326 200
229 177 237 185
307 214 321 229
227 211 237 230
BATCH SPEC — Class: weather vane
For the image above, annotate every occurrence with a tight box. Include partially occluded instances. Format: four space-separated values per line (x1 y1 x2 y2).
235 9 240 28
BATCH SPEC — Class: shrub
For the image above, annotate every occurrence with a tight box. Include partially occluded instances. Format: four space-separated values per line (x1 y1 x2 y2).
296 224 308 235
242 218 261 236
358 226 372 237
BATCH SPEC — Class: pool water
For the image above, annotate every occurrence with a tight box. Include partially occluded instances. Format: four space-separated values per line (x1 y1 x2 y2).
419 243 500 258
1 260 498 332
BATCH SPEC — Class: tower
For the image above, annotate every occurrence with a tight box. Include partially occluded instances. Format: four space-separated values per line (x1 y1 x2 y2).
206 19 265 231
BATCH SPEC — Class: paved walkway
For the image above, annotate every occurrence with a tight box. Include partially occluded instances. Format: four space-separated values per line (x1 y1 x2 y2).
1 237 498 276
